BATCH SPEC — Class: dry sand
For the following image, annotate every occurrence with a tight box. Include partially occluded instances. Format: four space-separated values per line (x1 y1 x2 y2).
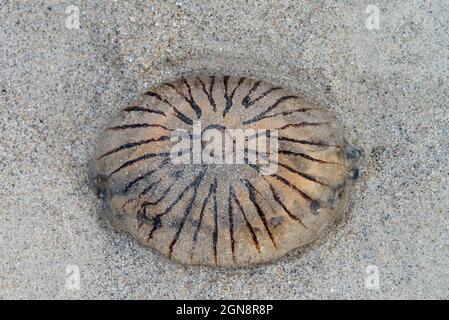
0 0 448 299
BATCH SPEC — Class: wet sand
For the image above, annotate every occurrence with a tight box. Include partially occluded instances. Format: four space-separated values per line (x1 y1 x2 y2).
0 1 448 299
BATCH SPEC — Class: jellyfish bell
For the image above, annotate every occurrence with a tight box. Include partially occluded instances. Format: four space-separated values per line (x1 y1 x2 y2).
90 76 362 267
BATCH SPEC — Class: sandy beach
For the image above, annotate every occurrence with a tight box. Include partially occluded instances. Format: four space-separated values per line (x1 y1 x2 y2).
0 0 448 299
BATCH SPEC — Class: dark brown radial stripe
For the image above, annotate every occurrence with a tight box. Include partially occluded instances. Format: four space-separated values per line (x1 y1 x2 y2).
227 185 236 262
147 169 206 240
123 106 166 115
247 163 317 204
211 177 219 265
172 108 194 125
250 107 316 122
107 152 171 178
146 90 194 125
230 186 261 254
242 179 278 250
142 174 182 206
165 82 202 119
266 173 317 204
278 121 331 131
92 75 360 267
145 91 164 100
122 164 162 194
242 95 299 125
241 80 261 108
277 161 332 188
245 177 309 230
191 179 216 258
245 149 332 189
182 79 203 119
198 76 217 112
242 86 282 109
222 77 245 117
139 177 161 198
106 123 172 131
167 169 205 258
278 149 343 165
98 135 170 160
267 183 308 229
278 136 342 148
